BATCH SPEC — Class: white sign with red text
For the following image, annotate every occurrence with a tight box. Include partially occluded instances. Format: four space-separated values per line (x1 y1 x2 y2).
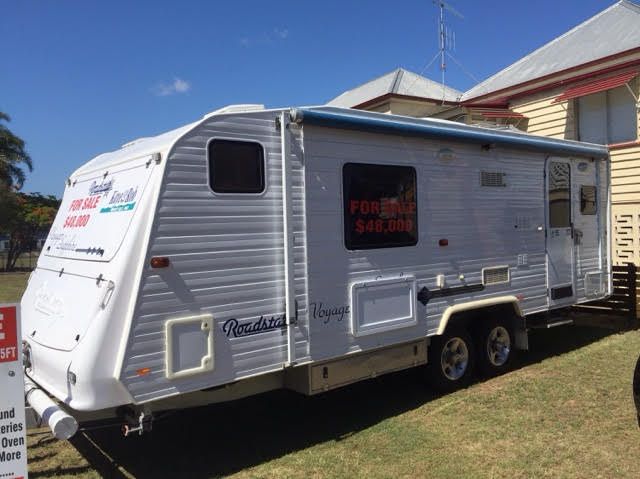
0 304 27 479
44 154 155 263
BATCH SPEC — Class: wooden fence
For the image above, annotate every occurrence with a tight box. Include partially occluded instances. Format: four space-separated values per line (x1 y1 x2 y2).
573 263 638 326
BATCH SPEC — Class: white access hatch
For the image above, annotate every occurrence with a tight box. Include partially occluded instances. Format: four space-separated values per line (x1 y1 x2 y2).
350 277 417 336
21 268 112 351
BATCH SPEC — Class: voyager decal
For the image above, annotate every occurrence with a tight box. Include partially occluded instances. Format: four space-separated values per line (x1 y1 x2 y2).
222 314 286 338
310 301 350 324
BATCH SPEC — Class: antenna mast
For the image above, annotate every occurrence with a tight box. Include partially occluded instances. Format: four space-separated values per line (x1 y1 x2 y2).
434 1 463 103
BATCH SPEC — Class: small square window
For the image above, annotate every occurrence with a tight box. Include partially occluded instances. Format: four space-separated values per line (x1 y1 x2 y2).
208 140 265 194
580 185 597 215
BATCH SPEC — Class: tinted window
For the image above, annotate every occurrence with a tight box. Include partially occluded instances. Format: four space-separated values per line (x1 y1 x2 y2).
580 185 597 215
208 140 265 193
343 163 418 250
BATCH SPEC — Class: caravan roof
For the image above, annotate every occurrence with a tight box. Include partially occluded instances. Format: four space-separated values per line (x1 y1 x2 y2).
71 105 609 181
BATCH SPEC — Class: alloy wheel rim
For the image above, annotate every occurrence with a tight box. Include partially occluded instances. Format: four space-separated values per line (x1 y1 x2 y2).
440 337 469 380
486 326 511 366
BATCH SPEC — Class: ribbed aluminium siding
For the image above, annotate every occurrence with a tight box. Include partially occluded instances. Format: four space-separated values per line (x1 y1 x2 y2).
119 111 309 403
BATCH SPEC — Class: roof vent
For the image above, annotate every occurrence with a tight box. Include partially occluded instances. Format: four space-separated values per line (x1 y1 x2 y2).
480 171 507 187
202 104 265 120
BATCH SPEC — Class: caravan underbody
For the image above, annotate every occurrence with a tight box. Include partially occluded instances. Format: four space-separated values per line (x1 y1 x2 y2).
20 106 611 437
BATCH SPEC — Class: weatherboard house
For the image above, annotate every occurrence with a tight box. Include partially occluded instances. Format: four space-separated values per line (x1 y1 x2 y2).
331 0 640 277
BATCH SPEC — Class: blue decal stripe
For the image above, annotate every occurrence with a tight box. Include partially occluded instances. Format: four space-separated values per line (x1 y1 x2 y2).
100 202 136 213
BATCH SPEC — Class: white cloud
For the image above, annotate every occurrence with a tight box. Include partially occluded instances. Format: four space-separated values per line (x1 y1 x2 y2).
273 28 289 39
153 77 191 96
240 28 289 47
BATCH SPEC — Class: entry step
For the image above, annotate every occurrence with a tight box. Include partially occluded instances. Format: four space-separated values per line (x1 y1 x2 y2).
527 314 574 329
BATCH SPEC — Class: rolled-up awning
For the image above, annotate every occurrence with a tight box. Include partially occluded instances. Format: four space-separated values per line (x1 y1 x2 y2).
553 70 638 103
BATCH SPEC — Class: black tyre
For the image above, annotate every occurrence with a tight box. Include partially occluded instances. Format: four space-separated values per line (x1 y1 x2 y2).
475 318 514 377
426 327 475 393
633 354 640 426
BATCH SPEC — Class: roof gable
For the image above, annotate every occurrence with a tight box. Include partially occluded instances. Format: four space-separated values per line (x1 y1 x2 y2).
328 68 462 107
462 0 640 101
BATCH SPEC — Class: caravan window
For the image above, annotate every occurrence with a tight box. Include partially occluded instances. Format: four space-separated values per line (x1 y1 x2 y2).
343 163 418 250
208 139 265 193
580 185 597 215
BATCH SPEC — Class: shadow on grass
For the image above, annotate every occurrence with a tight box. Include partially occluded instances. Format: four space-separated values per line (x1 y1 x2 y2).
49 323 624 479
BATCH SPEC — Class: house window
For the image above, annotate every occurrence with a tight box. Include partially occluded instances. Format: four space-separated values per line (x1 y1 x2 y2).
343 163 418 250
580 185 597 215
577 85 637 144
208 139 265 193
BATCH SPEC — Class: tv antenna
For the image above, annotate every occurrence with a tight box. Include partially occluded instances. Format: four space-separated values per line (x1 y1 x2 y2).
434 0 463 102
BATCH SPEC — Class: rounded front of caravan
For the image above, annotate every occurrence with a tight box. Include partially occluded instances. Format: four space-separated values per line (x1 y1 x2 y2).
486 326 511 367
440 337 469 380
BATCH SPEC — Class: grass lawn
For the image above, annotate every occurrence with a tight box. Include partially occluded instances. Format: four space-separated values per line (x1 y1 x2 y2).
6 276 640 478
0 271 30 303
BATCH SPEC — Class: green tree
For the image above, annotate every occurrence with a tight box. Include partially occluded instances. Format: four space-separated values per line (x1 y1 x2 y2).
0 111 33 190
1 192 59 271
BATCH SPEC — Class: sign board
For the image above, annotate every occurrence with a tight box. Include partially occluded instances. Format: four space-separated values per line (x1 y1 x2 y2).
0 304 28 479
44 154 154 263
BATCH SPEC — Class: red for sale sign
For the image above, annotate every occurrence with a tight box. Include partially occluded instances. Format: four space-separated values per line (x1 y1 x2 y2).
0 305 19 362
0 304 28 479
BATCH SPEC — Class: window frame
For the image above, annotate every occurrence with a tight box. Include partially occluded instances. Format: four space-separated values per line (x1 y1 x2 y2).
580 185 597 216
548 161 572 229
342 162 419 251
576 84 638 145
206 137 267 195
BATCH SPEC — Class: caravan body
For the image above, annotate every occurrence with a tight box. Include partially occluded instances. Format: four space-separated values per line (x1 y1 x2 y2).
21 106 610 417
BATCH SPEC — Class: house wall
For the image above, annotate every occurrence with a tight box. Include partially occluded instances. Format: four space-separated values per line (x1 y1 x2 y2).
510 76 640 269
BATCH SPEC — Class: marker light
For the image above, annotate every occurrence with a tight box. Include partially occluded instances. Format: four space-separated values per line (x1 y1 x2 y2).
150 257 170 268
137 368 151 376
438 239 449 247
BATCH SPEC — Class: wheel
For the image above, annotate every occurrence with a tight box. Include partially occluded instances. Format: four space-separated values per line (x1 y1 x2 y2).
426 327 475 392
475 318 514 377
633 354 640 426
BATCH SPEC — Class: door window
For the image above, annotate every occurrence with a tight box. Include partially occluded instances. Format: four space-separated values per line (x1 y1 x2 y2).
548 162 571 228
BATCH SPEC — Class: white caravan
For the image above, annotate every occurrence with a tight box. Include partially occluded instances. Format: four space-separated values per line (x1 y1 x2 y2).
20 106 611 437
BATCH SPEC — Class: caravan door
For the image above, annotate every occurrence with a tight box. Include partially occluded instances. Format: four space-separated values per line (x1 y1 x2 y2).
546 158 576 307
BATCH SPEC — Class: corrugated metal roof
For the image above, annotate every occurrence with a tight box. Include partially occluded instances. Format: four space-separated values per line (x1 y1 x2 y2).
328 68 462 107
461 0 640 101
553 70 639 102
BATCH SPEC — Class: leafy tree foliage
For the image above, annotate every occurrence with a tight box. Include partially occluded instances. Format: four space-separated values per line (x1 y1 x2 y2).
0 111 33 190
0 190 59 271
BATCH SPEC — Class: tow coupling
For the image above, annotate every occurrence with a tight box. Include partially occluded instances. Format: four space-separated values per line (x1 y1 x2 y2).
120 407 153 437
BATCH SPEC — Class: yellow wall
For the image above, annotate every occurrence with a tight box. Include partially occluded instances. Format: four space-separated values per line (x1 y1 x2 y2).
510 86 577 140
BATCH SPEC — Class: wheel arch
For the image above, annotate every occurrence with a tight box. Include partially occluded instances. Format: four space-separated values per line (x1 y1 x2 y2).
436 296 523 336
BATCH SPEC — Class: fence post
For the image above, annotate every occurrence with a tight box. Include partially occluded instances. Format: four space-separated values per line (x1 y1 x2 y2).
627 263 637 328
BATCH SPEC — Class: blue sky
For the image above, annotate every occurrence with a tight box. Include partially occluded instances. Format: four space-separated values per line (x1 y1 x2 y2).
2 0 616 196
